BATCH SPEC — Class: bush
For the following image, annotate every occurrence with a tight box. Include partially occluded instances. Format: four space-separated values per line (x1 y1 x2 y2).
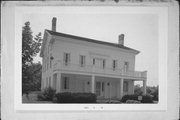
126 100 140 104
37 87 56 101
121 94 153 103
121 94 138 103
54 92 97 103
141 95 153 103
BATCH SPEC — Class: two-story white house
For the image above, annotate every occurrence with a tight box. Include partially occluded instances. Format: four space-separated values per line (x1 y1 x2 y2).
40 17 147 100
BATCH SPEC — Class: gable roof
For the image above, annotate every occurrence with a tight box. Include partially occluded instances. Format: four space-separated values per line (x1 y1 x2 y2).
40 29 140 57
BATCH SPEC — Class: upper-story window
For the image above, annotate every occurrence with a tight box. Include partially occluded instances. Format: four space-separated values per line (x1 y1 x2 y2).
103 59 106 69
64 53 70 65
47 56 49 70
124 61 129 72
93 58 95 65
113 60 117 70
50 53 52 68
80 55 86 67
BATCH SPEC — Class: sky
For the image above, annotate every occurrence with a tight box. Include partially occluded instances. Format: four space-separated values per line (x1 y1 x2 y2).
23 12 158 86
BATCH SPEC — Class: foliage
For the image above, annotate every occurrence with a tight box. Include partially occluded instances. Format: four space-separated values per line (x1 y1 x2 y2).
121 94 138 103
126 100 140 103
134 84 143 95
150 86 159 101
141 95 153 103
134 84 159 101
54 92 97 103
114 0 119 2
22 21 42 95
121 94 153 103
37 87 56 101
26 63 42 91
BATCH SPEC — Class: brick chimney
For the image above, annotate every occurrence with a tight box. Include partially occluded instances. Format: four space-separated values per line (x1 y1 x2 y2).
52 17 57 32
118 34 124 46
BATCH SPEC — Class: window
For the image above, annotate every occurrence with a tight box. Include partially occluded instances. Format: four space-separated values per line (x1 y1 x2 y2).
102 82 104 92
47 57 49 70
123 81 128 92
93 58 95 65
46 77 48 87
49 77 51 87
53 74 57 89
50 54 52 68
103 59 106 69
64 53 70 65
80 55 85 67
113 60 117 70
63 77 69 89
124 61 129 71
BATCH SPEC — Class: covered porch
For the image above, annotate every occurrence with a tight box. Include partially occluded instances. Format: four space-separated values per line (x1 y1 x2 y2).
50 72 147 100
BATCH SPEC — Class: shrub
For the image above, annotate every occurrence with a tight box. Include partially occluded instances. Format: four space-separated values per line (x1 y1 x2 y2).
126 100 140 104
141 95 153 103
54 92 97 103
37 92 46 101
121 94 138 103
37 87 56 101
121 94 153 103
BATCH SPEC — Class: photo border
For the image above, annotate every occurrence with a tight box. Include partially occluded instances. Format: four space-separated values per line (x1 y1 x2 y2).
14 5 168 111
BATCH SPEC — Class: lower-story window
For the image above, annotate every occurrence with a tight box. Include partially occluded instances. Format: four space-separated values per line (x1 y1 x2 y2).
49 76 51 87
63 77 69 90
46 77 48 88
53 74 57 90
123 81 128 92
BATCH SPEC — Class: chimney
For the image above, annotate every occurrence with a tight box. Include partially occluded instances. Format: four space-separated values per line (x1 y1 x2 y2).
118 34 124 46
52 17 57 32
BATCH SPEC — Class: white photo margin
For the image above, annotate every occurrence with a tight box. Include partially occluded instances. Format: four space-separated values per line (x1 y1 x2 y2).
14 6 168 111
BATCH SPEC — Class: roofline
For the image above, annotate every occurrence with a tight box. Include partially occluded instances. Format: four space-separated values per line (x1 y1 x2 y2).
45 29 140 54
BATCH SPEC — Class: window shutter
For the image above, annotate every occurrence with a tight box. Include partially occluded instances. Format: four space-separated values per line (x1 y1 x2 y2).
84 56 85 66
63 53 66 63
68 54 70 62
67 77 69 89
79 55 81 66
115 60 118 68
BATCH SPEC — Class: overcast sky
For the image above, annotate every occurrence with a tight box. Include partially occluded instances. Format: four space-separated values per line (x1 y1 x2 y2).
23 12 158 86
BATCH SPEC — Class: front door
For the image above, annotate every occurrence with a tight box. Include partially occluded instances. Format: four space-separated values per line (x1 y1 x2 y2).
96 81 105 97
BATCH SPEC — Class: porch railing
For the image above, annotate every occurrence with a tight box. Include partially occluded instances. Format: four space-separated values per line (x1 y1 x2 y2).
53 61 147 79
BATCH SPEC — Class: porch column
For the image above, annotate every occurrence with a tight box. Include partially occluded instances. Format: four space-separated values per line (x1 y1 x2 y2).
143 80 147 95
120 78 124 99
132 80 134 94
56 73 61 93
91 75 95 93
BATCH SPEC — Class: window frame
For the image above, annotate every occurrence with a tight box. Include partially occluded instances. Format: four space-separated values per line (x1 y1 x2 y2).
123 81 128 92
63 76 69 90
64 52 70 65
113 60 117 70
80 55 86 67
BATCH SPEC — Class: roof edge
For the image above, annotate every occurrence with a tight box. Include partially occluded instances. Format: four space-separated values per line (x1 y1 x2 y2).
45 29 140 54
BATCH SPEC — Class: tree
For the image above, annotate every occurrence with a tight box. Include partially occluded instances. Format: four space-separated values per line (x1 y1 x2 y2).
134 84 143 95
22 21 42 95
26 62 42 91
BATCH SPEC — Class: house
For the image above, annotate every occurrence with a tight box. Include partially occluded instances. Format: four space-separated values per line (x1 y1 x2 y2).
40 17 147 100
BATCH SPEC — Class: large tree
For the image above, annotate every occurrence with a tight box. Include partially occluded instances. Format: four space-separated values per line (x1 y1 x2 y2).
22 21 42 95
